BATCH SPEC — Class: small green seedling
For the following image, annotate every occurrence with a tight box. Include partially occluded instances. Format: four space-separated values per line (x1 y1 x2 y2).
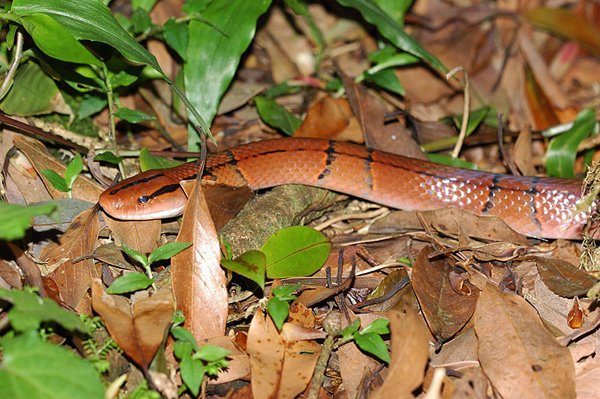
41 154 83 197
267 284 301 330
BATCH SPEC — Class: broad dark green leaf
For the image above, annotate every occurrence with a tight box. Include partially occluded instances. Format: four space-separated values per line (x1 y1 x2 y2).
335 0 446 74
172 326 200 352
121 243 148 266
267 297 290 330
132 0 158 12
255 96 301 135
106 272 153 294
148 242 192 264
355 332 390 363
163 18 188 60
180 353 204 396
0 334 104 399
373 0 412 23
339 318 360 340
16 13 101 66
0 288 87 333
221 250 266 289
0 61 62 116
64 154 83 189
40 170 70 192
0 202 59 240
94 152 122 165
197 344 230 362
183 0 271 150
139 148 182 171
364 68 404 95
114 107 156 124
452 107 490 136
12 0 164 74
272 284 300 301
261 226 330 278
77 95 107 120
546 108 596 178
360 318 390 335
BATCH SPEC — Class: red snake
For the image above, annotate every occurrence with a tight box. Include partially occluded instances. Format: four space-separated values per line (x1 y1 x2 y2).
98 137 593 239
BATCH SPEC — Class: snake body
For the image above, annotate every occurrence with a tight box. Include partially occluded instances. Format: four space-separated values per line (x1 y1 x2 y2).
98 138 592 239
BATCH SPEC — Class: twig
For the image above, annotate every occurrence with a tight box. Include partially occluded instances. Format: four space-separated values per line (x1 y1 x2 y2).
0 30 24 100
447 67 471 158
307 312 342 399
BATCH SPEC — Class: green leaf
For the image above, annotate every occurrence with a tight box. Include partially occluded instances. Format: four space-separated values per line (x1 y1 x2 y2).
261 226 330 278
163 18 188 60
173 340 194 360
183 0 272 150
94 152 122 165
426 153 478 170
131 8 153 35
546 108 597 178
106 272 153 294
0 61 62 116
148 242 193 264
171 326 200 352
0 202 59 240
0 287 88 333
121 243 149 266
139 147 182 171
12 0 164 75
180 353 205 397
114 107 156 124
132 0 158 12
221 250 266 289
196 344 230 362
267 297 290 330
0 334 105 399
360 318 390 335
335 0 446 74
64 154 83 189
355 332 390 363
77 95 107 120
452 107 490 136
41 169 70 192
271 284 300 301
255 96 302 135
364 68 404 96
16 13 101 66
339 318 360 340
373 0 412 24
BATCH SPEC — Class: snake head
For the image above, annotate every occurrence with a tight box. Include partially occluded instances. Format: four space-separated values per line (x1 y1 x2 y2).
99 169 188 220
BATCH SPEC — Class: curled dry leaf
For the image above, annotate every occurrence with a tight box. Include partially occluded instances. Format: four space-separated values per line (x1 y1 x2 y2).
474 283 576 399
411 246 479 341
247 310 321 399
370 306 430 399
294 95 360 142
171 181 227 340
103 216 161 255
91 279 175 372
40 206 100 310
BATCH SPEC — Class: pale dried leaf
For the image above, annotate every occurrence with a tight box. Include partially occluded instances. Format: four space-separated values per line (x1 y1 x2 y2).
171 181 227 340
103 216 161 255
474 283 576 399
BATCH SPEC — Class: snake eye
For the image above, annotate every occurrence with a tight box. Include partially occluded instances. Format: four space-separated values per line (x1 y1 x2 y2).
138 195 149 205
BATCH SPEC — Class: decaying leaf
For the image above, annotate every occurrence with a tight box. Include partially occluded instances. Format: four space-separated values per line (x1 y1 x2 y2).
247 310 321 399
91 279 174 371
103 217 161 255
474 283 576 399
171 181 227 340
411 246 479 341
534 257 598 298
41 206 100 310
370 307 430 399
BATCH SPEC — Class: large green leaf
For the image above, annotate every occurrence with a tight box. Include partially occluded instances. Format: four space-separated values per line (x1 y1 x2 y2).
11 0 163 74
335 0 446 74
183 0 272 151
546 108 596 178
0 334 104 399
0 202 59 241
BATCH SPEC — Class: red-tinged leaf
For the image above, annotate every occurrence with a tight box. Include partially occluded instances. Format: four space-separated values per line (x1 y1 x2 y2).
247 310 321 399
171 181 227 340
411 246 479 341
103 216 161 255
91 279 175 371
523 7 600 56
370 307 429 399
473 283 576 399
40 207 100 310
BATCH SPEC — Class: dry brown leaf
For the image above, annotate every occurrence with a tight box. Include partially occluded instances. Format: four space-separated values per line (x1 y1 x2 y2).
370 307 430 399
91 279 175 371
5 242 43 292
41 206 100 309
430 327 478 369
294 96 360 141
247 310 321 399
512 125 535 176
202 184 253 231
103 216 161 255
171 181 227 340
13 135 104 202
199 336 250 385
534 257 598 298
473 283 576 399
411 247 479 341
575 355 600 399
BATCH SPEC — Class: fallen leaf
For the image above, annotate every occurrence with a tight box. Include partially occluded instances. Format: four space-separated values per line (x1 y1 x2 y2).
294 95 360 141
103 216 161 255
370 307 429 399
473 283 576 399
41 206 100 309
171 181 227 340
534 257 598 298
411 247 479 341
91 279 175 372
